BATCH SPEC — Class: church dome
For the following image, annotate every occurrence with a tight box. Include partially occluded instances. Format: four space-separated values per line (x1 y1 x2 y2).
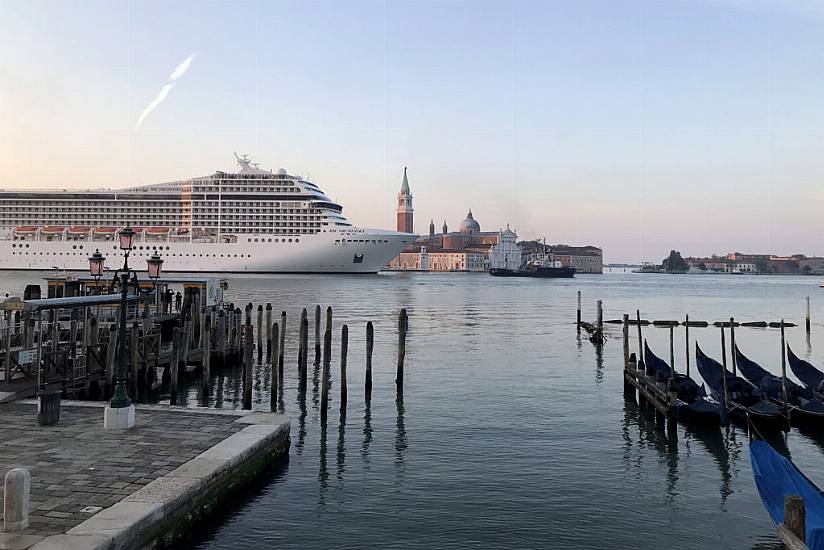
458 209 480 234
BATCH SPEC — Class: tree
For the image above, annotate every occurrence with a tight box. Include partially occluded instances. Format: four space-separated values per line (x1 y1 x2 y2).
662 250 688 273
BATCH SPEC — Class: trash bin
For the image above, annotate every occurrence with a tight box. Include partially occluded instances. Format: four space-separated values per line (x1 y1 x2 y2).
37 390 61 426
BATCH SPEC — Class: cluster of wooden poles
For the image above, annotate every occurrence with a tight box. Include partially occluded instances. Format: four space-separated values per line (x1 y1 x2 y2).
236 303 410 422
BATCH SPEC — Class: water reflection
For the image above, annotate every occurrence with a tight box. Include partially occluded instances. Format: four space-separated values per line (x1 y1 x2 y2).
337 410 346 481
362 398 373 469
685 423 734 507
318 421 329 496
595 343 604 384
395 395 407 477
296 384 307 453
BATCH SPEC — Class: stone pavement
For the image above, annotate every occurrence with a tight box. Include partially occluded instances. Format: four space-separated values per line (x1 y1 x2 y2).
0 401 245 539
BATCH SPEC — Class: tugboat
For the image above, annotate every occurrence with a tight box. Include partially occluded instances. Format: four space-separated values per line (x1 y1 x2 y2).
489 246 575 278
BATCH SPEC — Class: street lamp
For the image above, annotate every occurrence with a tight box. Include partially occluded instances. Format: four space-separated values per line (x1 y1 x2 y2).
88 249 105 295
97 224 141 428
147 253 164 314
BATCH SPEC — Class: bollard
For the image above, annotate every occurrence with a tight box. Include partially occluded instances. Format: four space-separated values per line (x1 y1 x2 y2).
785 495 806 544
3 468 30 532
243 324 253 410
340 324 348 412
270 323 279 412
314 305 321 365
396 309 408 391
366 321 374 399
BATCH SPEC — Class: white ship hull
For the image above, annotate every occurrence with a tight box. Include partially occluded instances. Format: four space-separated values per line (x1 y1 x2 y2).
0 227 412 274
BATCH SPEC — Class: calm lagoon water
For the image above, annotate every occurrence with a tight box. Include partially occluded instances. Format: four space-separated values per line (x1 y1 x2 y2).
3 271 824 549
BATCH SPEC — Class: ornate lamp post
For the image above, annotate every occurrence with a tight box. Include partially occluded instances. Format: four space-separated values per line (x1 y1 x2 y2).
147 253 163 314
88 249 105 295
98 225 139 428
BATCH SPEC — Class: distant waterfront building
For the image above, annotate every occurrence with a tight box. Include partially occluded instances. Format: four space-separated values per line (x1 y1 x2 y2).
396 167 414 234
489 225 521 270
685 252 824 275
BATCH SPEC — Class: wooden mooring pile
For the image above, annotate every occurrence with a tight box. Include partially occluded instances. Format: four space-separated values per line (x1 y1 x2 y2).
1 290 411 421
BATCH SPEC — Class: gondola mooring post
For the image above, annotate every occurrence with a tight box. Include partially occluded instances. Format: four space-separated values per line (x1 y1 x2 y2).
721 324 729 411
685 314 690 377
781 319 788 407
730 317 737 377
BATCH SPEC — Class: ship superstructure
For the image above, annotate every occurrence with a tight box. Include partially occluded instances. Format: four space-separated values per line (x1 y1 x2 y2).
0 155 413 273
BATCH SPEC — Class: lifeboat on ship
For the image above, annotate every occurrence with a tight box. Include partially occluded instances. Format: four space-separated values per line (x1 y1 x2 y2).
93 227 117 240
14 225 37 234
67 226 92 235
147 227 171 234
41 226 65 234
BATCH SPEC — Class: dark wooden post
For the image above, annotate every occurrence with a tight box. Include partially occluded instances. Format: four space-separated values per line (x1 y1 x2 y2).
806 297 811 335
202 313 211 394
256 304 263 358
340 324 348 412
323 306 332 366
636 309 643 360
622 314 630 370
785 495 806 544
730 317 737 376
105 323 116 398
299 308 308 374
685 314 690 377
243 323 253 410
270 323 279 412
396 309 408 391
321 326 331 424
314 305 321 365
279 311 286 374
245 303 252 327
170 327 180 404
217 309 226 363
596 299 603 341
576 290 582 330
265 303 272 358
129 322 139 399
720 325 729 406
781 319 788 407
366 321 374 398
669 324 675 373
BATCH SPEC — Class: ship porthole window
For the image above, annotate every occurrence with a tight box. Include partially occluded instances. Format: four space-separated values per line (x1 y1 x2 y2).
295 239 299 243
288 239 292 243
25 244 29 248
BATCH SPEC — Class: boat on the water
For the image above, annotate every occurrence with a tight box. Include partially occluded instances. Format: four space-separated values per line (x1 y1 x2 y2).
735 346 824 425
0 154 413 274
695 345 789 431
750 437 824 549
643 342 720 423
787 346 824 398
489 246 575 278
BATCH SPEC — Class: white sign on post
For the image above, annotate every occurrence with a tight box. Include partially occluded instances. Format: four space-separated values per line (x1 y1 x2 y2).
17 349 36 365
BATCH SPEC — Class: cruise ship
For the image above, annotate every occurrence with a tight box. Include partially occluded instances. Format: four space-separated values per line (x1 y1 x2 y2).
0 155 414 273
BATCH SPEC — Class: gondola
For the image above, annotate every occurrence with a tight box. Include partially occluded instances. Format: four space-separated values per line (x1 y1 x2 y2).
787 345 824 399
644 342 720 423
695 344 789 431
735 346 824 426
750 437 824 549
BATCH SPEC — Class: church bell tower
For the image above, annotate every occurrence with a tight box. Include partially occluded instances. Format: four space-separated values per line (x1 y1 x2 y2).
396 167 414 233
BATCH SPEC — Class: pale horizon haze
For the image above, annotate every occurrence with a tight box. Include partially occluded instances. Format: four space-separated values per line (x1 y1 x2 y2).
2 0 824 264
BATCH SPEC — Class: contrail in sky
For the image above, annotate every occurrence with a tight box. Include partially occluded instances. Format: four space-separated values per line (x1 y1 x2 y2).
134 53 196 132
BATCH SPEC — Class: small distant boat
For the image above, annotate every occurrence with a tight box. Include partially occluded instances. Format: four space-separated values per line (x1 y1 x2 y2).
696 344 789 431
687 266 708 274
787 346 824 399
644 342 720 423
735 346 824 425
632 262 663 274
750 438 824 549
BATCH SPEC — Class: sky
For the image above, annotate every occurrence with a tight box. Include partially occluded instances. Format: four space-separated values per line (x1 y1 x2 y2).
1 0 824 263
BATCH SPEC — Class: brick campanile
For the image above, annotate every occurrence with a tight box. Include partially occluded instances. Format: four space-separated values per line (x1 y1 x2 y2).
396 166 414 233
